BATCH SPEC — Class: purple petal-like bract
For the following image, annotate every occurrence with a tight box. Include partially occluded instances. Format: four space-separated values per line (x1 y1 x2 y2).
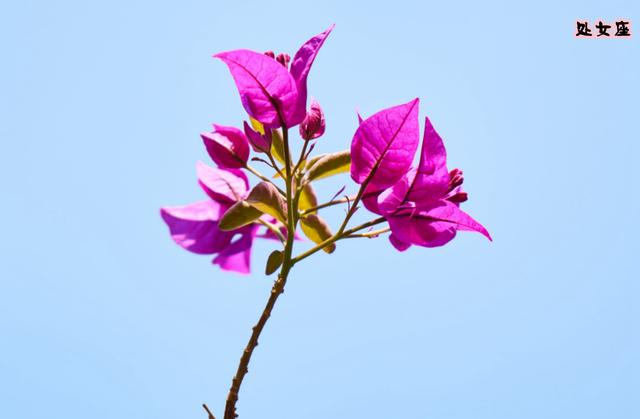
288 25 334 126
160 200 232 254
377 168 415 215
350 98 420 190
408 117 450 204
361 184 385 215
196 161 248 204
387 212 457 248
212 225 258 274
214 50 298 127
243 121 272 153
202 124 250 169
388 200 491 247
214 26 333 128
377 118 451 213
161 164 284 273
389 234 411 252
356 110 491 249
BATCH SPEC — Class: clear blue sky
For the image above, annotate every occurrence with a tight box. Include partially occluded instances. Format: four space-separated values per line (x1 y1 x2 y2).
1 1 638 418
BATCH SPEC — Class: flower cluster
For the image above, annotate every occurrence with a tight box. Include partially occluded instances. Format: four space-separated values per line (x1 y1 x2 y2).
351 99 491 250
161 25 490 275
160 162 284 274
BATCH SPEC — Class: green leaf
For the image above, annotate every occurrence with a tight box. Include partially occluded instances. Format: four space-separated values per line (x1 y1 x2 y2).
300 214 335 253
246 182 288 224
219 200 263 231
305 150 351 182
304 153 327 171
265 250 283 275
299 184 318 214
270 129 286 165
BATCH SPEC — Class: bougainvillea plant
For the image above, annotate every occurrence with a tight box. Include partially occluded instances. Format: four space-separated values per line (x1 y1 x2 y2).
161 24 491 419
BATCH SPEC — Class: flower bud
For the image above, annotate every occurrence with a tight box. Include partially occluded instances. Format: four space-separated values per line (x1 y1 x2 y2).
447 191 468 203
448 168 464 190
276 53 291 69
243 121 272 154
299 99 326 140
201 124 250 169
263 50 275 59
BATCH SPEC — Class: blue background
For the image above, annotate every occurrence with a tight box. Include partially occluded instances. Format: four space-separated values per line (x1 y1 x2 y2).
1 1 638 418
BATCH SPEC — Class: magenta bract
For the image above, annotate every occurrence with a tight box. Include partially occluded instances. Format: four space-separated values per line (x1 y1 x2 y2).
350 98 420 191
243 121 272 154
287 25 334 126
197 161 248 203
161 163 276 274
215 25 334 128
202 124 250 169
352 103 491 249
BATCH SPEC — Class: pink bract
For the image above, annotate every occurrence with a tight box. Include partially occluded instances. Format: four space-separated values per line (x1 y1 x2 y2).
215 25 334 128
243 121 272 153
201 124 250 169
161 162 280 274
350 98 420 191
351 102 491 250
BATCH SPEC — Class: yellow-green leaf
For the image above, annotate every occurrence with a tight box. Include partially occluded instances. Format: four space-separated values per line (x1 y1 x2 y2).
306 150 351 182
246 182 288 224
270 129 286 164
300 214 335 253
265 250 283 275
249 116 265 134
303 153 327 172
219 200 263 231
299 184 318 214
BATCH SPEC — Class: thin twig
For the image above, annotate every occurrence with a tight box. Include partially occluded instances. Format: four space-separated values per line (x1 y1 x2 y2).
245 164 286 196
345 227 391 239
257 219 286 243
292 139 310 178
251 156 276 170
291 217 387 265
267 154 286 179
300 195 357 216
329 185 346 202
203 404 216 419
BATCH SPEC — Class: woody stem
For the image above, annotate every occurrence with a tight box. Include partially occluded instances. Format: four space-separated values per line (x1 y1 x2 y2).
223 122 296 419
222 268 290 419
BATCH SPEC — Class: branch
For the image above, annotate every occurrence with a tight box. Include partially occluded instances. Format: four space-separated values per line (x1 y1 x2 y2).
291 217 387 265
223 272 289 419
223 116 297 419
299 195 357 216
244 164 286 196
257 219 286 243
267 153 286 180
344 227 391 239
203 404 216 419
292 139 310 178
